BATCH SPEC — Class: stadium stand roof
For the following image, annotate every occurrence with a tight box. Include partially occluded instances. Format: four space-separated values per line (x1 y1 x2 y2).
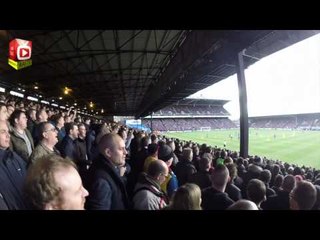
249 112 320 120
0 30 318 117
175 98 229 106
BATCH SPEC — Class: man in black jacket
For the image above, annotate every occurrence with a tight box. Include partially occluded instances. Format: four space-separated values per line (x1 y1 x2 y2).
59 122 79 162
0 120 29 210
201 164 234 210
86 133 130 210
76 123 91 187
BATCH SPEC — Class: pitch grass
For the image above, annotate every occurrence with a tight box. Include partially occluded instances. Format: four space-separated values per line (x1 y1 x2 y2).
165 129 320 169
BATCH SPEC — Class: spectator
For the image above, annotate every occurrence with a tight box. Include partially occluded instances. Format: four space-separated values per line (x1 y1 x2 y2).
263 174 296 210
175 147 197 186
0 103 8 121
0 120 29 210
201 164 234 210
225 163 242 201
271 174 284 194
133 160 169 210
167 140 179 171
86 133 130 210
6 105 15 118
25 155 88 210
51 114 65 143
158 144 178 199
312 185 320 210
227 199 258 210
143 143 158 172
290 180 316 210
165 183 202 210
189 157 212 190
75 123 91 183
9 110 34 163
32 108 48 145
246 179 266 209
259 169 276 198
59 122 79 162
29 122 60 165
26 108 37 135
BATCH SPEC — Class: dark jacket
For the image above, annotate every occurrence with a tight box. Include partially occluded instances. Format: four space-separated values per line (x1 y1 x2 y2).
175 160 197 186
86 154 130 210
86 129 96 162
201 187 234 210
75 138 91 168
0 149 29 210
59 135 78 162
262 190 290 210
189 170 212 190
0 192 9 210
32 122 41 146
225 183 242 202
27 119 36 136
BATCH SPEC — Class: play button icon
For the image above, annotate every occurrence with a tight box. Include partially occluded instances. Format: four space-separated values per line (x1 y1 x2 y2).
22 49 28 57
17 46 31 60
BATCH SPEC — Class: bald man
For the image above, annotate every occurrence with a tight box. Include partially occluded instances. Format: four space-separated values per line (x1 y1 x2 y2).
227 200 259 210
133 160 169 210
201 164 234 210
86 133 130 210
290 181 317 210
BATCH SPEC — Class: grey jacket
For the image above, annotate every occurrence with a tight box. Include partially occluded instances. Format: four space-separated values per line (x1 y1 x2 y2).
10 129 34 163
29 142 61 165
132 173 168 210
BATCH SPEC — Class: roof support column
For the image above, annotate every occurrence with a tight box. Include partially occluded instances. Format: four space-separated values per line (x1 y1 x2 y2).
150 112 153 132
236 50 249 158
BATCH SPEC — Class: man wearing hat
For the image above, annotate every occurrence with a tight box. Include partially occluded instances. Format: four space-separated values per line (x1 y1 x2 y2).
158 143 179 199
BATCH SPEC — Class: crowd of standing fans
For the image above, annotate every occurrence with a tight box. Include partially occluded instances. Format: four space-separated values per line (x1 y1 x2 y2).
0 94 319 210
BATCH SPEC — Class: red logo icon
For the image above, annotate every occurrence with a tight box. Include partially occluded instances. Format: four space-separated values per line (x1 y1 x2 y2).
8 38 32 70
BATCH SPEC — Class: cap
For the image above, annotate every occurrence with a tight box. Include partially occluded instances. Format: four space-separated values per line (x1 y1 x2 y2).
158 145 174 162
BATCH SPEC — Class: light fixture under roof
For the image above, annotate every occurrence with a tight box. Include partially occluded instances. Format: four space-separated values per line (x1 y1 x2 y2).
27 96 38 102
9 91 24 98
40 100 49 105
64 87 71 95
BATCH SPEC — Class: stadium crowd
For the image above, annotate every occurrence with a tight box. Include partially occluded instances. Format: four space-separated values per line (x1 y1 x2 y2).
143 118 236 131
0 93 319 210
250 114 320 130
153 105 229 116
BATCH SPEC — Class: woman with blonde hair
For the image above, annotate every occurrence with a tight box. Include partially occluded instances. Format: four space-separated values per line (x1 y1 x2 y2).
167 183 202 210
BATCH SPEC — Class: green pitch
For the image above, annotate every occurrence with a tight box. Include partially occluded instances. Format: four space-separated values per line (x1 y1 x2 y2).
165 129 320 169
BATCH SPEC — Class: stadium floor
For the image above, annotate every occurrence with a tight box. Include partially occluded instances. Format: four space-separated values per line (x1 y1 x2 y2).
165 129 320 169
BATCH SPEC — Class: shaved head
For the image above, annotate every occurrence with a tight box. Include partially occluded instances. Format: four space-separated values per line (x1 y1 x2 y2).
147 160 168 178
98 133 121 153
98 133 127 166
228 200 258 210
